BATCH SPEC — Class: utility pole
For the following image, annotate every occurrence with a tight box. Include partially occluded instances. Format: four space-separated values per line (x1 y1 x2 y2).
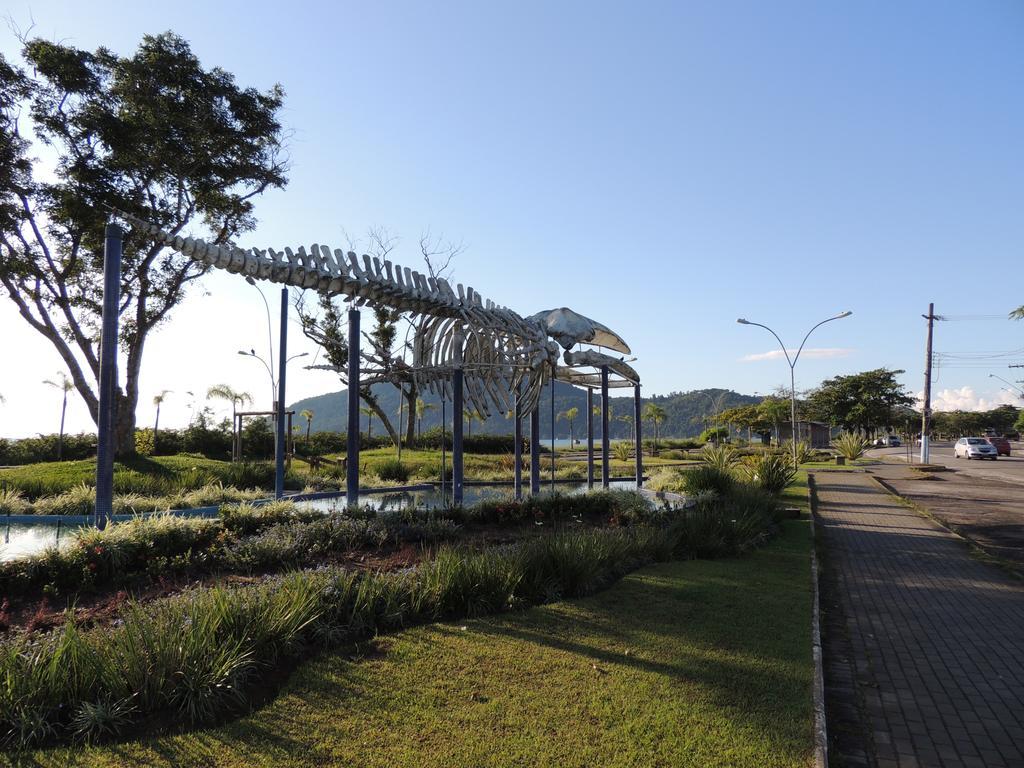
920 303 936 464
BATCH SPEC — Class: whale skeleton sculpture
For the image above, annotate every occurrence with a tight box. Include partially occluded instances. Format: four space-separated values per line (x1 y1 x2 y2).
113 211 638 417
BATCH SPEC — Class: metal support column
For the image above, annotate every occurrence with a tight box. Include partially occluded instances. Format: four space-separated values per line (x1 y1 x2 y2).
94 222 122 530
275 287 288 499
530 406 541 495
514 385 523 500
633 383 643 488
440 398 447 502
453 369 464 506
587 387 594 490
601 365 610 489
345 308 360 507
550 378 556 492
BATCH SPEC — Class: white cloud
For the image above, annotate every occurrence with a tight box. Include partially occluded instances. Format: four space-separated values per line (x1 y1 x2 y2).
916 386 1022 412
741 347 854 362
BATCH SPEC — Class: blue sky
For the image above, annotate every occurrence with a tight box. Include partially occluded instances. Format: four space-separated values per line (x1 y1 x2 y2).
1 1 1023 436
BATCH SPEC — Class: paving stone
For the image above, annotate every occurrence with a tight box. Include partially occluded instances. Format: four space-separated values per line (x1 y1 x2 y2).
814 471 1024 768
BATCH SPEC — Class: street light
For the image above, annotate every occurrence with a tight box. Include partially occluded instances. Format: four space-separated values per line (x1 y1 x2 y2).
238 349 276 404
237 349 309 407
737 311 853 464
989 374 1024 399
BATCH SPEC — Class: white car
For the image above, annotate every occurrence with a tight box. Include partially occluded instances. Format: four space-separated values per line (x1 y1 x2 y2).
954 437 998 460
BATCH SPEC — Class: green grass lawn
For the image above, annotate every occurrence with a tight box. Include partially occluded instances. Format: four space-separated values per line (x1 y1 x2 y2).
27 519 813 768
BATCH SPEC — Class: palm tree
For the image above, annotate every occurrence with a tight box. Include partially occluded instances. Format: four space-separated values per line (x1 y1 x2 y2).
300 409 314 444
463 408 485 437
43 373 74 461
643 403 667 455
359 406 376 439
152 390 172 453
619 413 634 442
557 406 579 446
207 384 253 459
415 397 436 440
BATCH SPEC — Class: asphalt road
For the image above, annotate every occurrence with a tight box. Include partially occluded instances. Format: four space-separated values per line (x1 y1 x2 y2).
869 441 1024 484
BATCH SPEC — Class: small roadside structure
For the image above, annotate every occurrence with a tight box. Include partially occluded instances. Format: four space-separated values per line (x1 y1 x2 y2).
777 420 831 448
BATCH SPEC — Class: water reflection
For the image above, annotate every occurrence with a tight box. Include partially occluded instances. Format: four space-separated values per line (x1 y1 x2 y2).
0 480 638 562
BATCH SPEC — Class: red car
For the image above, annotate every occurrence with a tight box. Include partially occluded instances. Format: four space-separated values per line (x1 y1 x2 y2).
985 436 1011 456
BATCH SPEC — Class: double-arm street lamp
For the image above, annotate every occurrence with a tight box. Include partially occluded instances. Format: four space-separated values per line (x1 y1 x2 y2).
989 373 1024 400
737 311 853 464
237 348 308 407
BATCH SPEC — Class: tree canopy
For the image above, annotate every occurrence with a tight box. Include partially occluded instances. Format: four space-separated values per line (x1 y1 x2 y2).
803 368 913 433
0 32 287 452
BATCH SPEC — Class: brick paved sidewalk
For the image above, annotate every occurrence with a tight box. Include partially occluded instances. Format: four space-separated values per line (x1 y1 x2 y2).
813 471 1024 768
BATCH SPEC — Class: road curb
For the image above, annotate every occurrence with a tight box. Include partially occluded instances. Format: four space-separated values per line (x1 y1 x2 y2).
807 473 828 768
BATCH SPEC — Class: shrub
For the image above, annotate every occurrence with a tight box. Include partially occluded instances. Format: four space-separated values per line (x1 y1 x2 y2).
0 487 29 515
700 443 737 471
786 441 814 466
219 501 321 535
740 452 797 495
671 485 779 559
698 426 729 443
645 468 686 494
31 484 96 516
682 465 734 496
833 432 868 460
0 513 223 595
413 427 519 454
612 442 631 461
373 459 411 483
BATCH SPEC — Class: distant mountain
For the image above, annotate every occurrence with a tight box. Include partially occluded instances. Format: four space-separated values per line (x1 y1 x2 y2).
290 384 759 439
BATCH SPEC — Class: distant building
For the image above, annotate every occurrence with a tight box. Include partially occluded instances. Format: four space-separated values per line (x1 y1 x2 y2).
777 420 832 448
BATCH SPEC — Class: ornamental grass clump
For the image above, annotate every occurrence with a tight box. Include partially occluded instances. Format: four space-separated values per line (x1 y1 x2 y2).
740 452 797 495
612 442 631 462
218 500 321 535
0 513 223 595
832 432 868 460
783 441 815 466
30 484 96 516
0 487 29 516
372 459 411 483
0 500 784 749
700 443 737 472
682 465 735 496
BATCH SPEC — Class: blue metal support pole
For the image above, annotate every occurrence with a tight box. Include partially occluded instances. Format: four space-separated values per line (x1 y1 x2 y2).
634 383 643 488
346 308 360 507
453 368 464 506
587 387 594 490
274 287 288 499
441 398 446 503
601 365 610 489
550 378 556 492
530 405 541 495
94 222 122 530
513 384 523 500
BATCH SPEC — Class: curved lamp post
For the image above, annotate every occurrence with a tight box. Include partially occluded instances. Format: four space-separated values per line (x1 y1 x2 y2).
989 373 1024 399
737 311 852 463
237 348 308 406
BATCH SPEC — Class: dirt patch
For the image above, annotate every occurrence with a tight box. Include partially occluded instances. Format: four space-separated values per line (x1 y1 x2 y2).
872 465 1024 567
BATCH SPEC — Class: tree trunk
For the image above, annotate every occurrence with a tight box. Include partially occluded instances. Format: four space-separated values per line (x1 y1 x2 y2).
360 390 399 446
305 421 312 443
154 404 161 454
115 393 137 457
58 393 67 461
404 390 417 446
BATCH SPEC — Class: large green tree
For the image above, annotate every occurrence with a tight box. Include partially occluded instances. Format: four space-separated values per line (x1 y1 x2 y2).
803 368 913 434
0 32 287 454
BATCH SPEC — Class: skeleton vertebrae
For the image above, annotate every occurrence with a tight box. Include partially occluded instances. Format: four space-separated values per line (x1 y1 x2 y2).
115 212 635 418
